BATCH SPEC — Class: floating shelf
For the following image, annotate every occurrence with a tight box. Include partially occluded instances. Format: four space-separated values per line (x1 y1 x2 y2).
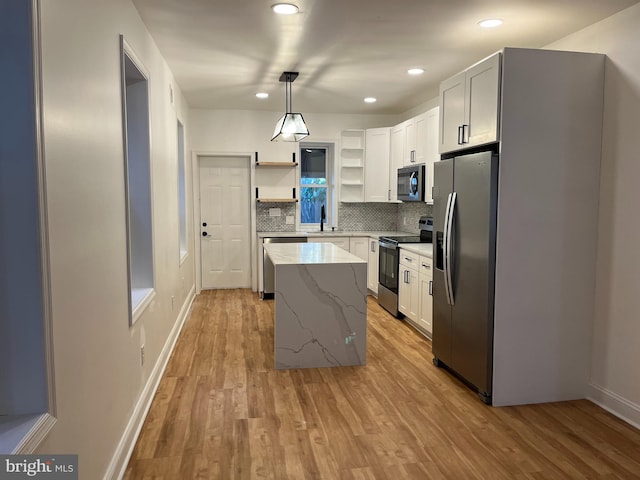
256 162 298 166
256 198 298 203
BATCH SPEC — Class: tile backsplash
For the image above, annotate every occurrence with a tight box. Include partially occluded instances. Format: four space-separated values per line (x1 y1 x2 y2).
256 201 433 233
398 202 433 233
256 203 296 232
337 203 398 231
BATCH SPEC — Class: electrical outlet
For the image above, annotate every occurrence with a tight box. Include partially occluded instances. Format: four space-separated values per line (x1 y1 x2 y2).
269 208 281 217
403 216 408 225
140 345 145 366
285 215 294 225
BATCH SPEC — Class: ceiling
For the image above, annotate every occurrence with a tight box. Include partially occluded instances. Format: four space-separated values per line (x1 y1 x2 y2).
132 0 638 115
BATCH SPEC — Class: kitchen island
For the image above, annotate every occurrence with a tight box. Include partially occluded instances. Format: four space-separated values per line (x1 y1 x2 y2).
263 242 367 369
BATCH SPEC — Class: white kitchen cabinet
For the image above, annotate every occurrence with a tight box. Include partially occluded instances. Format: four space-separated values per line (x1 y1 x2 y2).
349 236 369 261
398 249 419 321
388 123 404 202
367 238 379 295
403 118 417 166
414 112 428 165
418 256 433 336
340 130 366 202
424 106 440 204
364 128 391 202
309 236 349 251
439 52 501 154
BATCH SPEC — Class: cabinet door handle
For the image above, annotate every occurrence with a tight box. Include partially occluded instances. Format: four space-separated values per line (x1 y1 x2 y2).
411 150 416 163
462 124 469 144
429 280 433 295
421 263 431 269
404 257 413 262
457 125 463 145
370 241 376 252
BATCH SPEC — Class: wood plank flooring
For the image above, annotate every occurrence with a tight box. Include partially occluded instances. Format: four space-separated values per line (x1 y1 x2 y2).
124 289 640 479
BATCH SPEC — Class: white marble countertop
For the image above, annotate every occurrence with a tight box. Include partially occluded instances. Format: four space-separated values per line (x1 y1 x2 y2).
264 242 366 265
399 243 433 257
258 230 413 239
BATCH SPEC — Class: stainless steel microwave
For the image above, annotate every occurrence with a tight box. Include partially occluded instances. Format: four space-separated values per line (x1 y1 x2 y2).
397 164 425 202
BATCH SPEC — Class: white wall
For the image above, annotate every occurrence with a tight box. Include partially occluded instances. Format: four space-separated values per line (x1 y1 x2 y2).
546 3 640 426
189 109 401 153
35 0 195 477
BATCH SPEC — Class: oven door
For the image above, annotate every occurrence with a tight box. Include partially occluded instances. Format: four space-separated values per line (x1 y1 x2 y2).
378 240 399 293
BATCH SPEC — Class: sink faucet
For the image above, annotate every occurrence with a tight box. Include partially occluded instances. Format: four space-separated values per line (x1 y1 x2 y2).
320 204 326 232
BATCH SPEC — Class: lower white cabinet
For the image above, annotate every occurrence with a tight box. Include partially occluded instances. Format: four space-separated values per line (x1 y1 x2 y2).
349 236 369 261
418 257 433 336
398 250 420 321
309 236 350 251
367 238 379 295
399 249 433 336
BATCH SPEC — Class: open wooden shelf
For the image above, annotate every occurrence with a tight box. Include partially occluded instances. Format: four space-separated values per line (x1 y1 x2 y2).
256 162 298 167
256 198 298 203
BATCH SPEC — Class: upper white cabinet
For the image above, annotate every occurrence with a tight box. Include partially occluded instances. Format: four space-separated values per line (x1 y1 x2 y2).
423 106 440 204
339 130 365 202
388 123 405 202
439 52 501 154
403 118 417 165
365 127 391 202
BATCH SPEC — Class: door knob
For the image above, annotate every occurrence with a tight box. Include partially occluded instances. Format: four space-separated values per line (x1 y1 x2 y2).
202 222 207 227
202 232 208 237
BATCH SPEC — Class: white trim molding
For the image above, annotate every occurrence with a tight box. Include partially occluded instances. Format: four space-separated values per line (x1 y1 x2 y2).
588 383 640 430
103 286 196 480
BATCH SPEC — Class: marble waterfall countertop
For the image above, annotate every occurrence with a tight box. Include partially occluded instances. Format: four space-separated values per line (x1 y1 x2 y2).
263 242 367 265
264 242 367 370
257 230 413 239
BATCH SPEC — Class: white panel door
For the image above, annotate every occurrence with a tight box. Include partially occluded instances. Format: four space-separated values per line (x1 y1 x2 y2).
199 156 251 289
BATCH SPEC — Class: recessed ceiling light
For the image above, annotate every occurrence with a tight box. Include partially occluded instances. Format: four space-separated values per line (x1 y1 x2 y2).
408 68 425 76
272 3 298 15
479 18 503 28
364 97 377 103
256 92 269 99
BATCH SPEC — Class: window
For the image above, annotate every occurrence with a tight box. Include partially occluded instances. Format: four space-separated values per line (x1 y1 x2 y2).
300 144 333 226
177 120 187 261
121 37 154 322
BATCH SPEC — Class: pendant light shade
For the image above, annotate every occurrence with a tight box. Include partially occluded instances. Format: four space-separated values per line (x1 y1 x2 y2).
271 72 309 142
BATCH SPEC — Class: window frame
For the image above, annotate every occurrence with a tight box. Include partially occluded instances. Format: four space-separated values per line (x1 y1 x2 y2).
120 36 156 325
298 142 335 229
177 119 188 264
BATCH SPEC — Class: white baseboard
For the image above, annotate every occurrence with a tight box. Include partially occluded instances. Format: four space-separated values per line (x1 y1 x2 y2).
588 382 640 430
103 286 196 480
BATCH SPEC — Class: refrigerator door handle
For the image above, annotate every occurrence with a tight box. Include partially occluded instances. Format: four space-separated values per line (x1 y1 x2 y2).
446 192 457 305
443 192 453 305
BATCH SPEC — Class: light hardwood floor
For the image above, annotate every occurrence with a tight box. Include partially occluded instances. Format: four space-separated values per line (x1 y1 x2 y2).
125 289 640 479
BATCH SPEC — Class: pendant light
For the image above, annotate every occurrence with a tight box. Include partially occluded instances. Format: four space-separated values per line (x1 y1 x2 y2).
271 71 310 142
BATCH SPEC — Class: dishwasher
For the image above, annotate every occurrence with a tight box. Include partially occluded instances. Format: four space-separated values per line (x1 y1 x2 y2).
262 236 307 299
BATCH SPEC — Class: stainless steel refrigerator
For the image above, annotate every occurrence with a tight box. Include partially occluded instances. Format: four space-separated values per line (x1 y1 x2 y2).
432 148 499 404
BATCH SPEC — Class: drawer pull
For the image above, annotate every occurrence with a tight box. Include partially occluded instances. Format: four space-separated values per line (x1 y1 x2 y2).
421 263 431 269
404 257 413 262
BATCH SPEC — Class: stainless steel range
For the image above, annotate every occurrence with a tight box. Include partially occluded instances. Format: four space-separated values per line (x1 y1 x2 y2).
378 216 432 317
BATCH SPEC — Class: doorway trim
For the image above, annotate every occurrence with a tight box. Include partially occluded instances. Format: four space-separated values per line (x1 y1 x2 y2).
192 151 257 293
